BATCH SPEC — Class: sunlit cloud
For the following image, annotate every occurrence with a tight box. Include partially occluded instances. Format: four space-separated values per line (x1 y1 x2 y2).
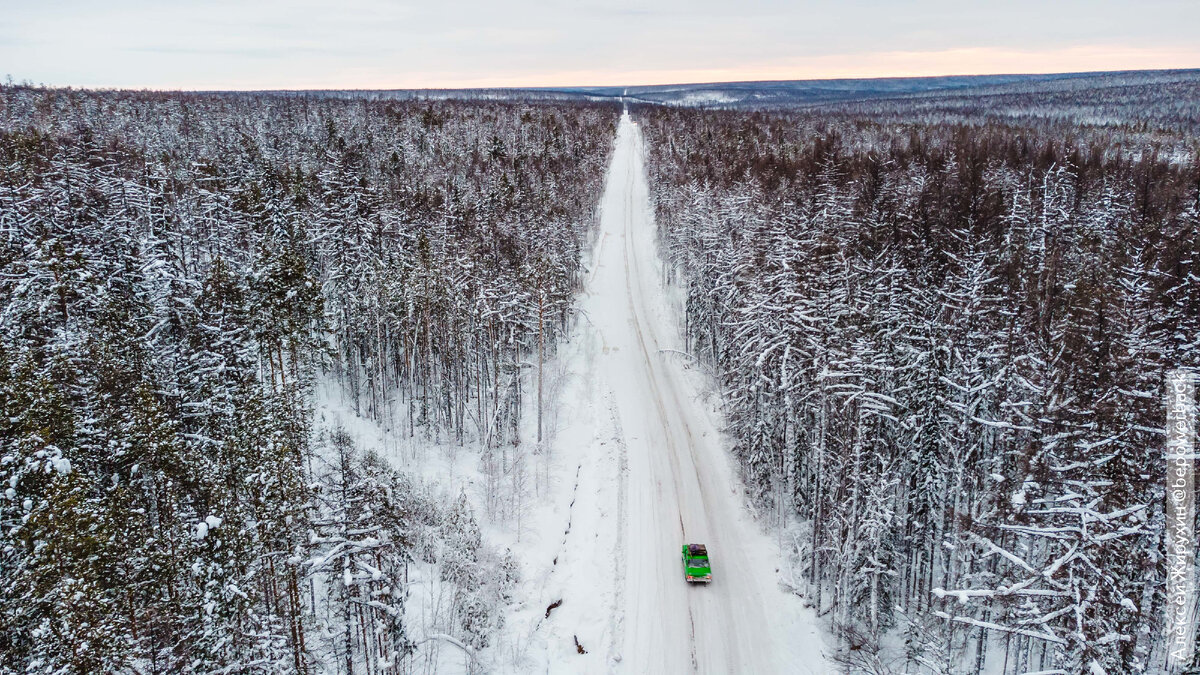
359 45 1200 90
2 0 1198 89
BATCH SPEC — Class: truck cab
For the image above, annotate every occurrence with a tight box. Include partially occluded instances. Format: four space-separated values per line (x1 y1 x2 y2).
682 543 712 583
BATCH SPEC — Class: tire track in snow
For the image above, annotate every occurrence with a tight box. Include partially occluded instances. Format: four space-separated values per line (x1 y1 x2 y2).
605 391 628 668
578 112 832 674
617 120 707 674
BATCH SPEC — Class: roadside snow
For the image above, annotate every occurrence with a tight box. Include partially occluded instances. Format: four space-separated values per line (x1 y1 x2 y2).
500 112 834 673
310 111 835 674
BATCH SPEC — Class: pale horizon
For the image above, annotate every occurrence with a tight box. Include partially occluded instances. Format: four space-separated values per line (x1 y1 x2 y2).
3 0 1199 91
8 47 1200 92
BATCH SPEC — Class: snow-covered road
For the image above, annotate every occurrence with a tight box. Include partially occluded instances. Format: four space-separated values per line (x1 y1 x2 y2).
532 111 832 673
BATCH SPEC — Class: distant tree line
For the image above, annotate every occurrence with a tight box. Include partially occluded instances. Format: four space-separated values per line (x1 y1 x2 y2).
640 105 1199 674
0 85 616 673
816 71 1200 135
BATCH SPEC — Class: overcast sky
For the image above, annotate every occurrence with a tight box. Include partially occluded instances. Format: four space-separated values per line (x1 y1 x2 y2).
3 0 1199 90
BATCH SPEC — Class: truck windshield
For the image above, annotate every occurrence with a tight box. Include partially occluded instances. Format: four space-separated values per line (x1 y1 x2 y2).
688 558 709 569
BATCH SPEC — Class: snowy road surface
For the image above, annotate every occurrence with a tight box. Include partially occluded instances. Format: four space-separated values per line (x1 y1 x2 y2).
530 112 832 673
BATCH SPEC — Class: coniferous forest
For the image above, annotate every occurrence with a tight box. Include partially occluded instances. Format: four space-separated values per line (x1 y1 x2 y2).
0 85 616 673
2 74 1199 675
640 104 1199 673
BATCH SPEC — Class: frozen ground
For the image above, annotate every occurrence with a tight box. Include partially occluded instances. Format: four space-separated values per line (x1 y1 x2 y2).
498 112 833 674
314 111 835 673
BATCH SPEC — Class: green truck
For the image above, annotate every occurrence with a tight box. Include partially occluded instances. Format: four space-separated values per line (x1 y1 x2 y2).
682 543 712 583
